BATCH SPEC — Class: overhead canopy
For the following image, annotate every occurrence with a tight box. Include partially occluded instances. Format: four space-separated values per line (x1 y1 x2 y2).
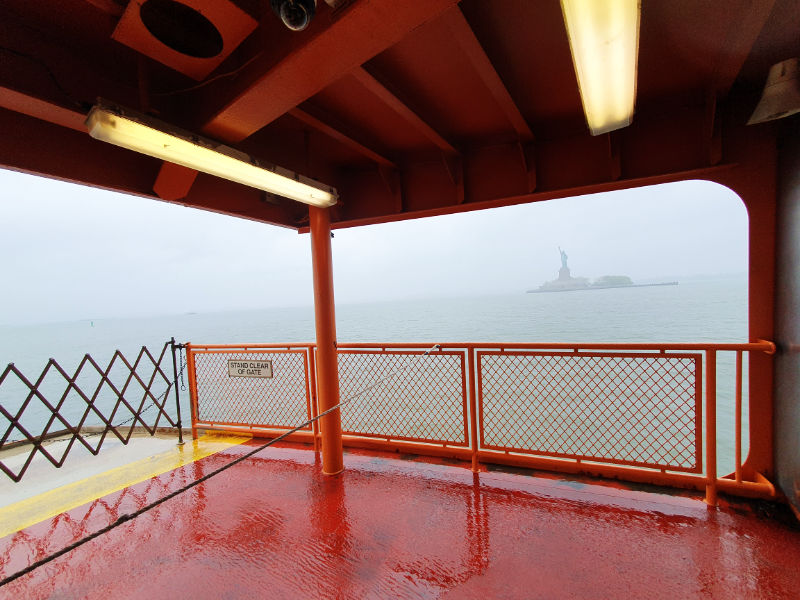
0 0 798 229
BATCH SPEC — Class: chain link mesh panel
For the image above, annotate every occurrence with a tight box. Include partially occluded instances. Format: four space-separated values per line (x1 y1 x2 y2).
192 350 311 430
337 350 468 445
478 352 701 472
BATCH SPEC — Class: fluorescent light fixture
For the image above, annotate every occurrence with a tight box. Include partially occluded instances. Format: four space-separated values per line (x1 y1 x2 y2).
85 101 337 207
561 0 640 136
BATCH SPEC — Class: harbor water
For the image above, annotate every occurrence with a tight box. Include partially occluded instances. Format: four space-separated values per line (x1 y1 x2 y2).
0 275 748 474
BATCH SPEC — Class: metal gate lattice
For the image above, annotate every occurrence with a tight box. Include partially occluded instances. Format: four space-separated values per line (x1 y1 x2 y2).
337 350 468 445
192 350 311 430
0 343 178 482
478 352 701 472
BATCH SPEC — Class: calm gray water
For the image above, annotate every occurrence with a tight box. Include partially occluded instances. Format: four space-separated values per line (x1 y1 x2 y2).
0 276 748 473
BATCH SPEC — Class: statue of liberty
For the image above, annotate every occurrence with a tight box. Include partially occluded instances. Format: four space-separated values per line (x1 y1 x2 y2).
558 246 568 270
558 247 570 280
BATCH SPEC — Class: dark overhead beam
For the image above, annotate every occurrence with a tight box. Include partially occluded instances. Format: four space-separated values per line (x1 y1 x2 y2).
440 8 534 144
324 163 738 232
0 86 86 132
351 66 458 155
711 0 776 97
153 162 199 201
0 106 160 198
703 92 722 166
202 0 460 143
289 106 396 168
316 105 728 230
0 9 145 115
83 0 124 17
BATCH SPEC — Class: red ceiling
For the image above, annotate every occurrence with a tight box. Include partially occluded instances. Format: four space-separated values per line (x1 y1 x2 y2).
0 0 797 229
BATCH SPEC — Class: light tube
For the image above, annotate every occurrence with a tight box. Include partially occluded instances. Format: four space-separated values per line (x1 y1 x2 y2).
85 102 337 207
561 0 640 136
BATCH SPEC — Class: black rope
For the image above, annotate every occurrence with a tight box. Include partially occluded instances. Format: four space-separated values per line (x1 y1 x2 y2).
0 419 308 587
0 344 441 588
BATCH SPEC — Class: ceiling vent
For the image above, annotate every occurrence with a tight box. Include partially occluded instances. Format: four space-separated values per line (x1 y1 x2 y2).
113 0 258 80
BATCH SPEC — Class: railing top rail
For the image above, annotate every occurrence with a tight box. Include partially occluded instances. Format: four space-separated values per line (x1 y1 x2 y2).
186 343 315 351
334 340 776 353
183 341 776 355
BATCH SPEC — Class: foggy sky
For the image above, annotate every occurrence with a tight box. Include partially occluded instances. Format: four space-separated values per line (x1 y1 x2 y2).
0 169 747 325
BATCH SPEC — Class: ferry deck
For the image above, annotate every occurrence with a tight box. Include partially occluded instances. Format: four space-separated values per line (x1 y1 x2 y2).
1 1 800 597
2 433 800 598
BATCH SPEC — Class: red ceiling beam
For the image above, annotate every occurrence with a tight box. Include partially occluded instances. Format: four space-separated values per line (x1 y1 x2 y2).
82 0 124 17
153 162 199 201
202 0 460 143
351 66 458 155
440 8 534 144
0 107 161 198
322 163 738 232
0 87 85 132
289 106 396 168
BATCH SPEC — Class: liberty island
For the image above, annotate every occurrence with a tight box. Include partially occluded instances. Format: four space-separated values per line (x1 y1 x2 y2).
529 248 678 293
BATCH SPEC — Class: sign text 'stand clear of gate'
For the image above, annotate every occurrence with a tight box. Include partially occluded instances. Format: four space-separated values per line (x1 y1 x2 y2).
227 359 273 378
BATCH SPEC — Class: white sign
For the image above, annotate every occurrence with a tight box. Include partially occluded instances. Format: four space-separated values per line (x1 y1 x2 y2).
227 359 273 379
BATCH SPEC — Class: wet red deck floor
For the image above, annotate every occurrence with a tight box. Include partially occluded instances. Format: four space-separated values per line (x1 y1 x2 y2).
2 439 800 599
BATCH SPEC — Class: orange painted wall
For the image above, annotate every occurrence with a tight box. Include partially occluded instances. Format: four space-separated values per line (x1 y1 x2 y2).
709 117 778 480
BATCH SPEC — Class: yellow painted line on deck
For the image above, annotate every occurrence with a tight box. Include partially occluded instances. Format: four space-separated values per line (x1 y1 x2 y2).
0 433 249 539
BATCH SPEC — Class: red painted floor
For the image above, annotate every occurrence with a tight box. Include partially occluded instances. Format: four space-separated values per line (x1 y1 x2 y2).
2 440 800 599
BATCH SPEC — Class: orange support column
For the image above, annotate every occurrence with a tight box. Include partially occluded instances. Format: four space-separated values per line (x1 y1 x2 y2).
310 206 344 475
705 350 717 506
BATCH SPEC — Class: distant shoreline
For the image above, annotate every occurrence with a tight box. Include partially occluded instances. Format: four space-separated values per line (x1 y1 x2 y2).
527 282 679 294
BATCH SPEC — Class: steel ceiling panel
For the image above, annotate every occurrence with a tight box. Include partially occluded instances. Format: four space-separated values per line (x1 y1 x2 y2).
308 74 439 157
365 10 518 144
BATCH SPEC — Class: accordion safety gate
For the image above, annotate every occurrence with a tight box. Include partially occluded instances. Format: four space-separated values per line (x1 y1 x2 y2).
185 341 775 504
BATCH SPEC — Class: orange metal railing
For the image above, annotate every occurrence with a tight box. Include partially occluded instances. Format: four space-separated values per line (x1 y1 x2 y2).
186 344 317 445
337 348 469 447
185 340 776 504
476 350 702 472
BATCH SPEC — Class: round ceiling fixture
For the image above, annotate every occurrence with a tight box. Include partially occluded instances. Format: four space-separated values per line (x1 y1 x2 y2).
140 0 223 59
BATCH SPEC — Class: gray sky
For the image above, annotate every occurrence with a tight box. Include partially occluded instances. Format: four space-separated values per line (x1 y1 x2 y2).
0 169 747 325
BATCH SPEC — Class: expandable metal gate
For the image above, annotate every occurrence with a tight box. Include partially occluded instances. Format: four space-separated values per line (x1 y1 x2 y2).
0 339 186 483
